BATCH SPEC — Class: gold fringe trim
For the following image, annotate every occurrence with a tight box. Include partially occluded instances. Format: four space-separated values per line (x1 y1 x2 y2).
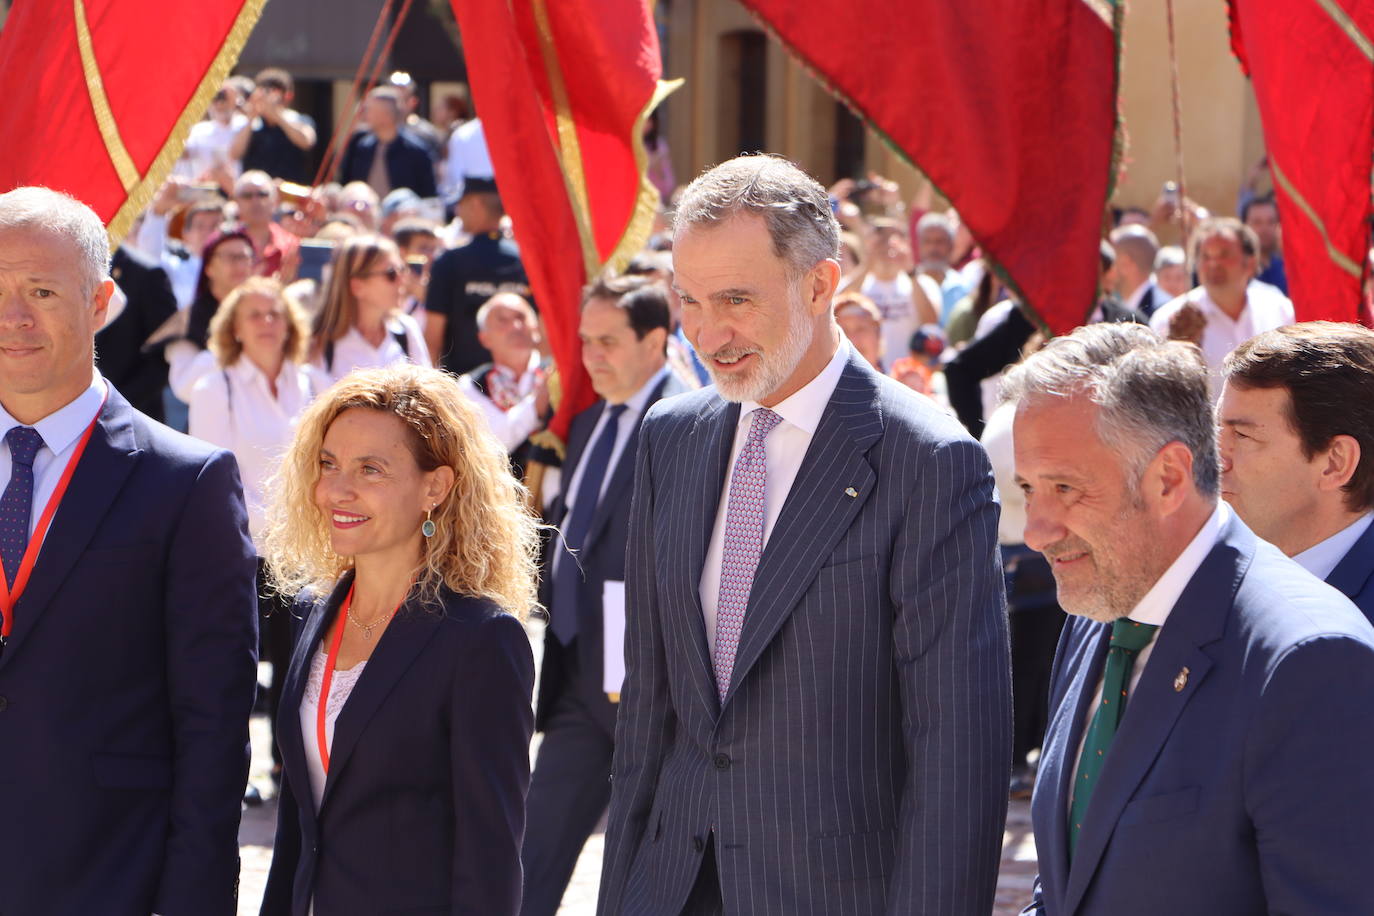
103 0 270 250
73 0 139 192
602 77 683 276
1315 0 1374 61
1271 156 1364 279
531 0 600 279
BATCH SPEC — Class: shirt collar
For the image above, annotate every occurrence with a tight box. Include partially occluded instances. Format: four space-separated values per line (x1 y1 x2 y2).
491 350 541 384
611 365 669 416
1293 512 1374 581
0 373 106 456
1127 501 1228 628
739 339 850 436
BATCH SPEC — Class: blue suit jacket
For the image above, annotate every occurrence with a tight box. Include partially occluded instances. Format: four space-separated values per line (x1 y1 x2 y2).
338 129 438 198
1026 514 1374 915
537 372 688 732
260 575 535 916
0 385 258 915
1328 517 1374 624
599 351 1012 916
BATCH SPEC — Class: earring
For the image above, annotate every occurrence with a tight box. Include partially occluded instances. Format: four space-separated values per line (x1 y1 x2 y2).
421 507 436 538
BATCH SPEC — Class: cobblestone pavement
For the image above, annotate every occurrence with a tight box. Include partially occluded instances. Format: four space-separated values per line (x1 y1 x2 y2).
239 629 1040 915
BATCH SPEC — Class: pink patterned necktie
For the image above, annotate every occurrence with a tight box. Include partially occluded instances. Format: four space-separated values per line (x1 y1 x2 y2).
713 407 781 701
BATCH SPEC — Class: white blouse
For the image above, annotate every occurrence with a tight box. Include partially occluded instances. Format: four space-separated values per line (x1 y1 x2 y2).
312 312 431 385
188 359 324 549
299 645 368 813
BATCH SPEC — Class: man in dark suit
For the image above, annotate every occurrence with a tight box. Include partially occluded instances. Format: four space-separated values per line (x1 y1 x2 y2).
1109 223 1170 318
0 187 258 915
599 156 1011 916
94 245 178 422
1219 322 1374 620
522 274 685 916
1008 323 1374 914
337 86 438 199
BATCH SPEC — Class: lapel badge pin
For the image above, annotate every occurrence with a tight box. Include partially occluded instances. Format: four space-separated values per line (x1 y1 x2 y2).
844 487 858 498
1174 666 1190 693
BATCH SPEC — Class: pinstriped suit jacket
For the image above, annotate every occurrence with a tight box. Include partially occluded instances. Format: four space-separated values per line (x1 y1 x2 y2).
598 351 1012 916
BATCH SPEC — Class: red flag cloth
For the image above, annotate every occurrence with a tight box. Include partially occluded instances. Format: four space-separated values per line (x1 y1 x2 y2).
1230 0 1374 325
449 0 673 442
739 0 1121 335
0 0 266 245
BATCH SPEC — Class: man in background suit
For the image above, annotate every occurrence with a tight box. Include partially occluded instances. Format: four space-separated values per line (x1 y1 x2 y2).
1219 322 1374 620
94 245 178 422
1009 323 1374 914
522 274 685 915
0 187 258 914
599 156 1011 916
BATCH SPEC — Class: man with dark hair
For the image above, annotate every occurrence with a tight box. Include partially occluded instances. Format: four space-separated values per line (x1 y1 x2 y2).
1241 194 1287 293
1011 322 1374 914
522 273 684 916
1220 322 1374 619
337 86 438 199
600 155 1009 916
1149 216 1293 398
230 67 316 184
386 70 445 160
423 177 530 372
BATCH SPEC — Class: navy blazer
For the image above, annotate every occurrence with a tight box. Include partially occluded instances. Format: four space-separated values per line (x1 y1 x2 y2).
0 384 258 915
261 574 535 916
537 371 687 732
1025 513 1374 915
1328 517 1374 624
599 351 1012 916
338 129 438 198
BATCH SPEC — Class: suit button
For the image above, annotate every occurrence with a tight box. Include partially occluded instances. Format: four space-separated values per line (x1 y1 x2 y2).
693 836 705 853
713 752 730 770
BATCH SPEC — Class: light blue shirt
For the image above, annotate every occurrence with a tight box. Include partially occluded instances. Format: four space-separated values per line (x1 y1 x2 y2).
1293 513 1374 581
0 373 106 537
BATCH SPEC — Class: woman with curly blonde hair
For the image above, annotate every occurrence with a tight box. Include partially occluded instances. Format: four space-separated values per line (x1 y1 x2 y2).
259 363 538 916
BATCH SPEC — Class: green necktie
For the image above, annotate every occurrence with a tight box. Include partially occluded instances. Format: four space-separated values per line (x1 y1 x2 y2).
1068 617 1159 858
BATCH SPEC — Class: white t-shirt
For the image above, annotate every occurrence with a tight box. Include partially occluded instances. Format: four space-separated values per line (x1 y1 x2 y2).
443 119 493 199
861 273 915 370
175 114 248 180
1149 281 1294 400
313 312 431 385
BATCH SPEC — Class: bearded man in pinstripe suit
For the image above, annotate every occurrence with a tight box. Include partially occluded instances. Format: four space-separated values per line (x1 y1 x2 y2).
597 154 1012 916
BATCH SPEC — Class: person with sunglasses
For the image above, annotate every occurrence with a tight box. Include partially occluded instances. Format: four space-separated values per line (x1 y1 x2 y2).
309 234 431 385
233 170 299 278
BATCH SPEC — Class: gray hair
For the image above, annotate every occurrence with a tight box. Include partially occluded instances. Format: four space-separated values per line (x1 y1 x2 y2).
1154 245 1186 271
1108 224 1160 274
916 210 955 241
475 293 534 332
672 155 839 276
1000 322 1219 496
0 187 110 295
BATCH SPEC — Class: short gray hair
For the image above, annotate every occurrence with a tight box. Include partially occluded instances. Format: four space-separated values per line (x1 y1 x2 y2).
916 210 955 241
1000 322 1219 496
1154 245 1186 271
0 187 110 294
672 155 839 276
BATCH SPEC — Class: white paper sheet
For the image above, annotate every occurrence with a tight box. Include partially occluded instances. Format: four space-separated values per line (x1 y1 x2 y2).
602 580 627 696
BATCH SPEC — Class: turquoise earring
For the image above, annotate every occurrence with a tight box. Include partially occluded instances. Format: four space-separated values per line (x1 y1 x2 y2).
421 507 436 538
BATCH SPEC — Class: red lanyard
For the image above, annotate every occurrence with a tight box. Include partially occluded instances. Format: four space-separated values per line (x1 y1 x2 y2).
315 583 406 773
315 584 353 774
0 392 107 639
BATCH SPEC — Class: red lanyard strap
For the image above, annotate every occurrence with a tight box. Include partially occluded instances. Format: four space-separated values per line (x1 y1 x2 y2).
0 391 107 639
315 584 353 774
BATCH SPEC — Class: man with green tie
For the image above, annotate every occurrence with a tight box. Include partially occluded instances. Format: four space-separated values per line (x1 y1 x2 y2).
1007 322 1374 915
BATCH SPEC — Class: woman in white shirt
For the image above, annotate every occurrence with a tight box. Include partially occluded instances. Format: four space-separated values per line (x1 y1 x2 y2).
189 276 323 781
308 234 431 384
164 229 259 404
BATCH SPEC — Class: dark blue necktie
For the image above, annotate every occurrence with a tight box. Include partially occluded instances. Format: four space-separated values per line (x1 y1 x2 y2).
0 427 44 590
550 403 627 646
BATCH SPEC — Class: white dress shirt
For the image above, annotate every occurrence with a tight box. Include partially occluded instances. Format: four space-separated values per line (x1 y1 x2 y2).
0 374 107 539
1149 281 1294 400
980 400 1026 546
551 367 669 580
188 358 323 548
456 351 543 453
1293 512 1374 581
313 312 431 385
1070 501 1228 805
700 341 851 656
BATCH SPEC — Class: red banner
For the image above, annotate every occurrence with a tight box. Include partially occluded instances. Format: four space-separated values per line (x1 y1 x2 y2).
450 0 674 441
0 0 266 245
739 0 1121 335
1230 0 1374 325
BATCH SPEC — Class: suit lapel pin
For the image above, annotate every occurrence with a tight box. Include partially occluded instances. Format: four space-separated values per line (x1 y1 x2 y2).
1174 666 1190 693
844 487 858 498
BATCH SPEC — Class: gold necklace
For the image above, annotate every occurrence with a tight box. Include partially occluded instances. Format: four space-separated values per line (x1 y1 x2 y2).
346 604 396 640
